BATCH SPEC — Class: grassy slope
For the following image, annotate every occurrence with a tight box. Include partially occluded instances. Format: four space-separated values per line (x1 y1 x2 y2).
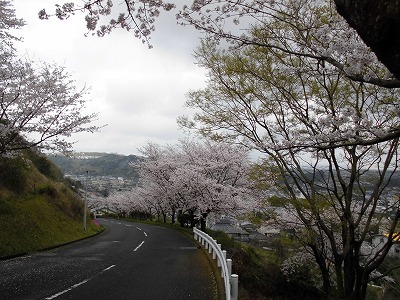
0 151 103 259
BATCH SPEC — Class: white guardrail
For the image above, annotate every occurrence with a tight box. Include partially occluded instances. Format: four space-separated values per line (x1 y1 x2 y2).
193 227 239 300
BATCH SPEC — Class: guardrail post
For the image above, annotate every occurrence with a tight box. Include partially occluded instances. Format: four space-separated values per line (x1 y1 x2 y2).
221 250 227 278
227 258 232 277
230 274 238 300
217 244 222 266
212 240 217 259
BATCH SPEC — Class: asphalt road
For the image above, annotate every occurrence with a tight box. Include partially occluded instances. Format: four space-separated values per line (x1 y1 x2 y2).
0 219 218 300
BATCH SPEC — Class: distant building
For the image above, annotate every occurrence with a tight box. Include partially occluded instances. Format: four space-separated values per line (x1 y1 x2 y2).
240 221 258 233
249 232 270 243
210 217 250 242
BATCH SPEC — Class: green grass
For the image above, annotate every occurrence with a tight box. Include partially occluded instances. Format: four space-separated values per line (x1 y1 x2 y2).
0 150 104 259
0 194 103 258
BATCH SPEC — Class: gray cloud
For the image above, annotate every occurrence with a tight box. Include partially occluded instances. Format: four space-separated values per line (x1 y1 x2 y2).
12 0 206 155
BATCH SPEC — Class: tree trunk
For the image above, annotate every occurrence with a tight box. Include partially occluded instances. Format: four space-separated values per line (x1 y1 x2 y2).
189 210 195 228
178 209 184 227
353 266 367 300
310 244 331 298
334 0 400 80
156 211 160 222
200 212 208 231
171 208 176 224
344 256 356 298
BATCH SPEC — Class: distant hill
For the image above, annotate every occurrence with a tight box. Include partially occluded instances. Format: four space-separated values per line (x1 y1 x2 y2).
47 152 144 182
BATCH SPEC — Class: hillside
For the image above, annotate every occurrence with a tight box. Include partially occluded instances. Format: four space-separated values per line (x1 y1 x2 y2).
0 150 103 259
47 152 143 181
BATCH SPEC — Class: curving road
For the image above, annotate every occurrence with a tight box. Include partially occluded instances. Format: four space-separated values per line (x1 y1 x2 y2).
0 219 217 300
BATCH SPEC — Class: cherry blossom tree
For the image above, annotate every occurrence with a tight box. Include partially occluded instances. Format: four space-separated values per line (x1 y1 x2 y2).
85 190 107 211
0 1 101 157
85 189 142 217
180 39 400 150
178 139 256 228
134 142 183 223
0 58 100 157
42 1 400 89
177 25 400 299
135 140 255 228
0 0 25 45
177 0 400 88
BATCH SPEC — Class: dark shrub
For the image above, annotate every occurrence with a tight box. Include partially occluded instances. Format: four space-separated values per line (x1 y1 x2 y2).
0 157 29 193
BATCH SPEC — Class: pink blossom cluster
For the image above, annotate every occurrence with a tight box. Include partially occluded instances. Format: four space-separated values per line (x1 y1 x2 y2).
1 1 101 157
39 0 175 47
124 140 258 220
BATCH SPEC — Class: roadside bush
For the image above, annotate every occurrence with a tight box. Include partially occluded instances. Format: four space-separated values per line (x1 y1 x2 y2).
0 157 29 193
207 229 324 300
37 185 58 198
27 150 64 180
64 176 83 191
0 199 14 215
376 257 400 299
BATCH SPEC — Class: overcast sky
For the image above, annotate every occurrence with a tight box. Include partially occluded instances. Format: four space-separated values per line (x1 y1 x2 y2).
12 0 207 156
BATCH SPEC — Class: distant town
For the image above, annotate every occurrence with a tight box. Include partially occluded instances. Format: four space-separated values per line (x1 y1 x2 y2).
48 152 142 195
66 174 136 195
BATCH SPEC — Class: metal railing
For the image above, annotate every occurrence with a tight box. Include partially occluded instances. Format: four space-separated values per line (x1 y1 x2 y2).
193 227 239 300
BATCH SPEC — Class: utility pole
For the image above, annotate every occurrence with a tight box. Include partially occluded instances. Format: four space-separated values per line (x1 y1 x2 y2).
83 170 88 231
83 169 95 231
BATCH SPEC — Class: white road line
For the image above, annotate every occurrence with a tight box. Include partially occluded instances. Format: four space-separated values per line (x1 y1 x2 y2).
45 288 70 299
133 241 145 252
71 279 89 288
135 227 142 231
143 232 148 237
45 265 116 299
126 224 132 227
45 279 88 300
103 265 116 271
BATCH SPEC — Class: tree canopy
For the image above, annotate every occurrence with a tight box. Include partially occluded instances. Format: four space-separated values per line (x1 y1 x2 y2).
42 1 400 88
132 139 257 228
38 0 175 47
178 19 400 300
0 1 101 157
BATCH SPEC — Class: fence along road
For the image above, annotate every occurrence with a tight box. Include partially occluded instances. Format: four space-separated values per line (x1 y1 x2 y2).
0 219 217 300
193 227 239 300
